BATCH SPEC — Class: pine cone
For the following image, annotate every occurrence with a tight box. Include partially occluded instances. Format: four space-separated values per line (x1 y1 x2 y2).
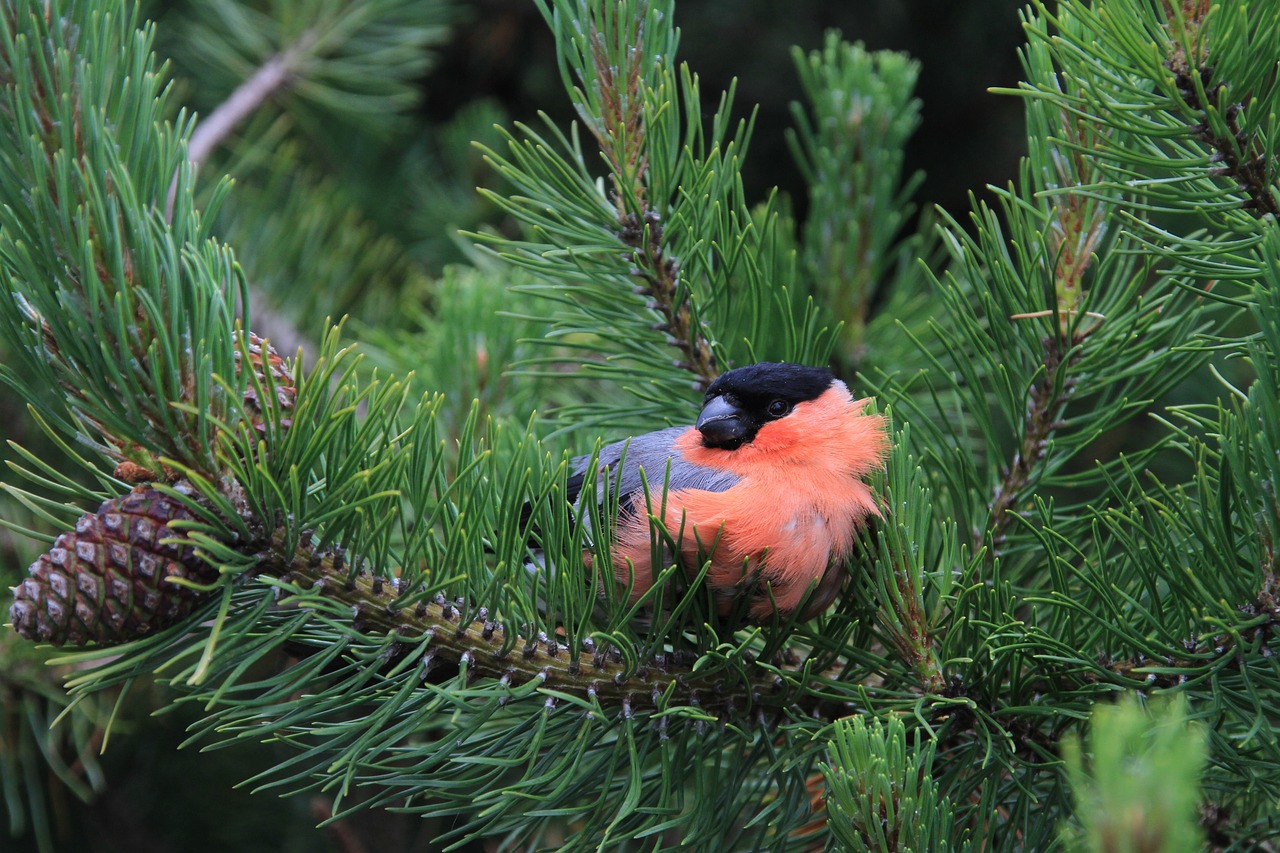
113 331 296 482
236 331 296 435
9 486 217 645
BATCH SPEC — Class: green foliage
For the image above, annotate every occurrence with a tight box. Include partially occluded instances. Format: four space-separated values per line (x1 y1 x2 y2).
788 33 928 369
356 262 588 437
0 0 1278 850
213 139 433 332
0 627 110 852
822 714 970 853
1062 695 1206 853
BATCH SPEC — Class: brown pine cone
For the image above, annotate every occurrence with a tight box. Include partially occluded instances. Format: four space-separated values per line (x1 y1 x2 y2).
236 331 296 435
113 331 296 482
9 486 217 645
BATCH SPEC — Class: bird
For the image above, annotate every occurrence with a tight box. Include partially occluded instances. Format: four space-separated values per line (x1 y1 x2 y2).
564 362 889 625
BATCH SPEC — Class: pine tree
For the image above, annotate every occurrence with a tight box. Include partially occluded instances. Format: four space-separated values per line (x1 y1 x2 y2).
2 0 1278 850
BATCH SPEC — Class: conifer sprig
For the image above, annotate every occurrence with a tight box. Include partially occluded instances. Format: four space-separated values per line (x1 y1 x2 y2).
788 34 926 368
0 1 243 479
1061 696 1206 852
852 2 1274 844
822 715 971 852
477 0 836 432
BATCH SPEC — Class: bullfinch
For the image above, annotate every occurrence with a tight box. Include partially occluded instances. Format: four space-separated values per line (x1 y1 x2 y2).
566 362 889 624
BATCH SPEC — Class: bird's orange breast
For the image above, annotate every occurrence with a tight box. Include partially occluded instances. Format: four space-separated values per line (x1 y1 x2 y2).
609 387 888 621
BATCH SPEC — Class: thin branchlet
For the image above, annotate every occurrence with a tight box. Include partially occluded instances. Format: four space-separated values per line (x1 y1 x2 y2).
618 210 718 387
874 530 947 694
185 31 316 166
1160 0 1279 219
981 110 1105 554
982 333 1082 559
1170 66 1280 219
583 12 719 389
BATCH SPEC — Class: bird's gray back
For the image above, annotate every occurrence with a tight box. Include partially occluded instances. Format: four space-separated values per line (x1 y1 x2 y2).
572 426 740 508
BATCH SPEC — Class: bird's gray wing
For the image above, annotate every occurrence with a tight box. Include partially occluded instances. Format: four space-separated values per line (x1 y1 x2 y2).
568 427 740 519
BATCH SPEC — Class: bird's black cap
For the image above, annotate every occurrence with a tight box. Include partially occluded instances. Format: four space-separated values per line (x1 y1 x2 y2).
696 363 834 449
703 363 833 407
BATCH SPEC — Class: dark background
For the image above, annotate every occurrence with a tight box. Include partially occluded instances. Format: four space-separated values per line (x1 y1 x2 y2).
426 0 1029 224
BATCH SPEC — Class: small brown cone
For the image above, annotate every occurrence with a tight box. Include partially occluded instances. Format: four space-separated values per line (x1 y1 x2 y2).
236 331 296 436
9 486 218 645
112 331 296 482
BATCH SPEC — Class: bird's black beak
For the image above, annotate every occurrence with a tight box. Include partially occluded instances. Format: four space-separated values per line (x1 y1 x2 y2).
696 395 750 449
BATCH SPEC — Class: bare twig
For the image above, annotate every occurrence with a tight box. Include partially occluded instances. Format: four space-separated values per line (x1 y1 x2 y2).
166 31 316 219
1174 71 1280 219
187 30 319 165
310 797 372 853
981 337 1072 554
175 34 322 366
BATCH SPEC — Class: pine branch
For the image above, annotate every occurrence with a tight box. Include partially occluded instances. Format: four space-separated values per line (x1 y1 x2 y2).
1009 0 1280 234
1159 0 1278 220
7 475 861 725
268 541 834 721
172 0 451 135
170 1 457 359
166 34 311 361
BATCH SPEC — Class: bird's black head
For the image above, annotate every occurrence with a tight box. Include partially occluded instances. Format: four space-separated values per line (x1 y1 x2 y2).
695 363 834 450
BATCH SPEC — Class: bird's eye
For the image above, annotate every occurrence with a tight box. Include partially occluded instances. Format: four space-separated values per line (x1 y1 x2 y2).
766 399 791 419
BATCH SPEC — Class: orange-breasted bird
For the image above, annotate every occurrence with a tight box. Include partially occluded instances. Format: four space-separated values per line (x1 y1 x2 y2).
566 362 889 624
